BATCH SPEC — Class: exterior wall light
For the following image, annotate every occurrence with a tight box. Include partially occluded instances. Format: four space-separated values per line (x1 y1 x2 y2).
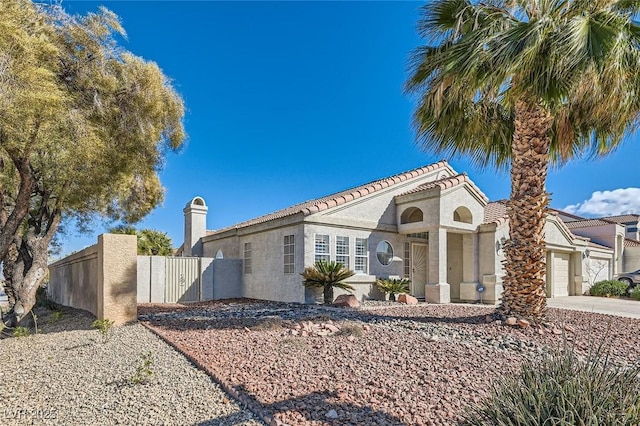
496 236 507 254
582 249 591 259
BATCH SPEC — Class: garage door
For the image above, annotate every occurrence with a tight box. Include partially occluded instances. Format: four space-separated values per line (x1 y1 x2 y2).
552 253 571 297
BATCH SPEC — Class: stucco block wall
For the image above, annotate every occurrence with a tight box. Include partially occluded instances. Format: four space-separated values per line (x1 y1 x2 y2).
98 234 137 325
49 246 99 315
137 256 151 303
49 233 137 325
212 259 243 299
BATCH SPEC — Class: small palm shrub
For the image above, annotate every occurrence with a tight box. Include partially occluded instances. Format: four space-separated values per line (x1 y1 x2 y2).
589 280 629 297
462 345 640 425
301 261 355 305
630 286 640 301
376 278 410 301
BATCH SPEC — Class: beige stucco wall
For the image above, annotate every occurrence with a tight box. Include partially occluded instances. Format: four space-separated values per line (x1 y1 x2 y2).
49 233 137 325
624 246 640 272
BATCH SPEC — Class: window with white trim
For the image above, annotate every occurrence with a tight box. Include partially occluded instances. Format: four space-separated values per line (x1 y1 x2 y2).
355 238 368 273
336 236 350 268
243 242 252 274
314 234 330 263
284 235 295 274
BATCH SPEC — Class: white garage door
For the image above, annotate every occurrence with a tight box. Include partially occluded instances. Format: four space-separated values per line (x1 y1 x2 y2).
552 253 571 297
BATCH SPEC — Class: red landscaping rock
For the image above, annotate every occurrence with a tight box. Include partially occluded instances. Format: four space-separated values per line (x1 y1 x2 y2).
397 294 418 305
505 317 517 326
333 294 360 308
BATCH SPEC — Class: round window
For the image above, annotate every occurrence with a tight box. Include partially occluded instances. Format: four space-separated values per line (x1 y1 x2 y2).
376 240 394 266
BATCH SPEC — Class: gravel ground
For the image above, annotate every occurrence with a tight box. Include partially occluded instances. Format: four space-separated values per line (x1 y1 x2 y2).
0 306 264 426
139 299 640 426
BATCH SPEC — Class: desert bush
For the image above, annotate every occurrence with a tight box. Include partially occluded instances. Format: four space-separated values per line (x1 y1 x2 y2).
376 278 410 301
589 280 629 297
130 352 154 385
461 344 640 425
630 286 640 301
91 318 115 343
12 326 30 337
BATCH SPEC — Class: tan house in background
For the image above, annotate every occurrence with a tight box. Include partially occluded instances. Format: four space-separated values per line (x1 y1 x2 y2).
180 161 640 304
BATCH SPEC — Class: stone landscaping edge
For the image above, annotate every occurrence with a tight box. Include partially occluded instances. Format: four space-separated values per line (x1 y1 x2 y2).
142 322 283 426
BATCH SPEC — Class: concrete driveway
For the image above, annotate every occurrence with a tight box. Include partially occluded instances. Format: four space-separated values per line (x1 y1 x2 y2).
546 296 640 319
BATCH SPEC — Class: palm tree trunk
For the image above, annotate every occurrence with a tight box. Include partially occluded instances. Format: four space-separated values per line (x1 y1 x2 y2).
499 100 553 322
324 286 334 305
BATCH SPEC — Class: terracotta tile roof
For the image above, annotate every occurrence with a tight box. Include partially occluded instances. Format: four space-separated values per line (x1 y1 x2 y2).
483 203 585 243
602 214 640 224
625 238 640 248
547 208 586 221
483 200 508 224
588 241 614 250
207 161 452 236
397 173 489 202
564 218 617 229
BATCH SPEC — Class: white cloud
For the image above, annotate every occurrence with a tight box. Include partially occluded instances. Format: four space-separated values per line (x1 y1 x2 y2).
563 188 640 217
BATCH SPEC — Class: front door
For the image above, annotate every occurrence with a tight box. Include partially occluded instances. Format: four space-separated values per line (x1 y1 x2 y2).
411 243 428 299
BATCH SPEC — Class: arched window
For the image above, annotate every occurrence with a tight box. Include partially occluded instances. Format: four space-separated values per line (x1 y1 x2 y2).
453 206 472 224
400 207 424 224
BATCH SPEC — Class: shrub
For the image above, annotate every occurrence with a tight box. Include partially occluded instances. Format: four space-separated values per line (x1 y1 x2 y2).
630 286 640 301
130 352 154 385
91 318 115 343
376 278 411 301
461 345 640 425
589 280 629 297
301 261 355 305
12 326 30 337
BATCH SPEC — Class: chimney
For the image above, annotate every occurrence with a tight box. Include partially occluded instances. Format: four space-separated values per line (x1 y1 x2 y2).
183 196 208 256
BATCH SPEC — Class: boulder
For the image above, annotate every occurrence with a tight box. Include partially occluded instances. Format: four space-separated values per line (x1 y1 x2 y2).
333 294 360 308
517 319 530 328
504 317 517 326
397 294 418 305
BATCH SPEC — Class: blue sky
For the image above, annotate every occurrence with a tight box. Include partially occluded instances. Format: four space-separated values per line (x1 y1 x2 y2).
58 1 640 255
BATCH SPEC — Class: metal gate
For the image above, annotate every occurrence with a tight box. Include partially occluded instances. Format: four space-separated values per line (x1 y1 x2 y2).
165 257 201 303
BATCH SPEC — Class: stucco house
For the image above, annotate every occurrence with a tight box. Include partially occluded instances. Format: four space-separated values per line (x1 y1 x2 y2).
179 161 640 304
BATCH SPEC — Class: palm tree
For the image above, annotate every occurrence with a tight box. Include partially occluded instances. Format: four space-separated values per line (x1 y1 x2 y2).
301 261 355 305
406 0 640 321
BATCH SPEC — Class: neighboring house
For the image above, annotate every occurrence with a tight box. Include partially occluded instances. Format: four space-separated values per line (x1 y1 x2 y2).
179 161 640 304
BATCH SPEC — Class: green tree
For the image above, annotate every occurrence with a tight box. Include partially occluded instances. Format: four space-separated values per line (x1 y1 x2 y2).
406 0 640 322
110 226 174 256
0 0 185 326
301 261 355 305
